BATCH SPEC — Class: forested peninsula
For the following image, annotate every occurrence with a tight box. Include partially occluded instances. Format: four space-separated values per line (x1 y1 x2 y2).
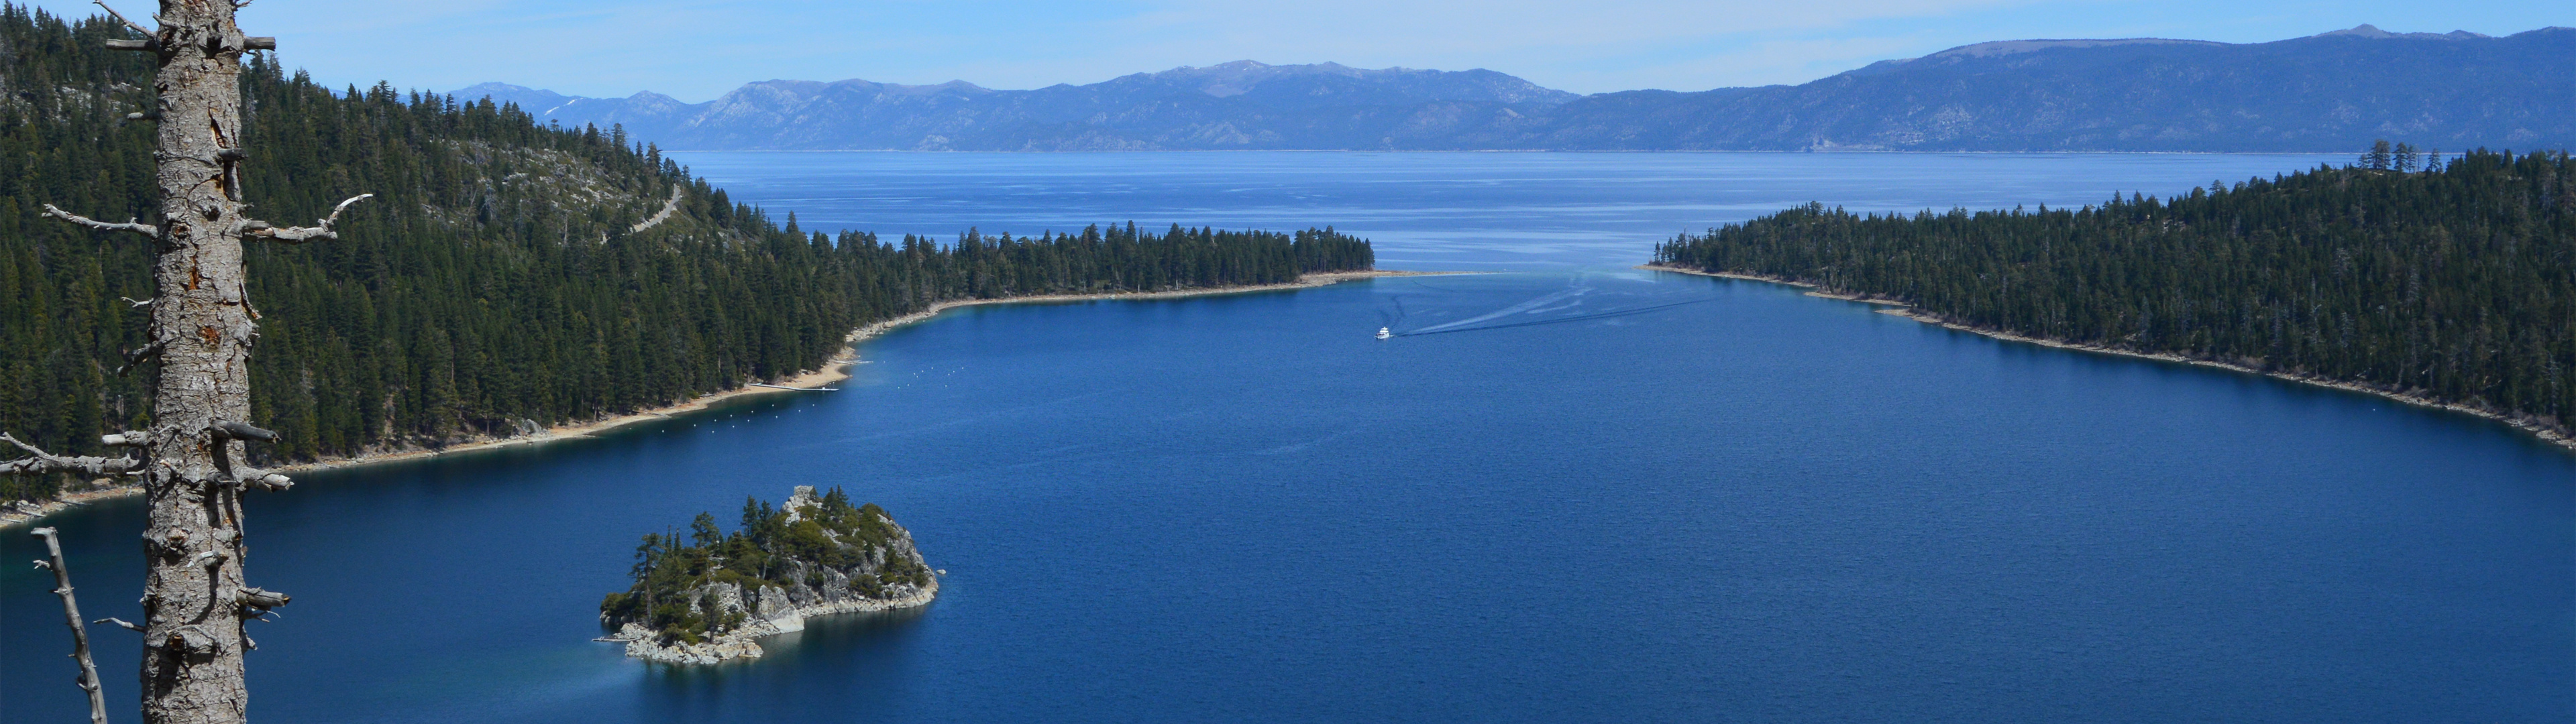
0 7 1375 511
1652 149 2574 447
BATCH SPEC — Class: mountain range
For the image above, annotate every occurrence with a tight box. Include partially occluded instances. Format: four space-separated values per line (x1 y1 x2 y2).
454 25 2575 153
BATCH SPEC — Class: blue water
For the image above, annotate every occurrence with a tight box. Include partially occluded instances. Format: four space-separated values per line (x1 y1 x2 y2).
5 153 2570 723
668 151 2357 269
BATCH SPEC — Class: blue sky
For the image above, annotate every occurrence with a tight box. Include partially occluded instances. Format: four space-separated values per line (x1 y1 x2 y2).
21 1 2571 99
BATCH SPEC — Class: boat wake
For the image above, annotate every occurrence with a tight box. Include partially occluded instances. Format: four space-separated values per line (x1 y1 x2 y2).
1404 286 1594 335
1388 296 1717 337
1382 278 1715 338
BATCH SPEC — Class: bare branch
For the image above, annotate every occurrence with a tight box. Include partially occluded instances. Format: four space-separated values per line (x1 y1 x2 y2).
93 0 150 36
205 430 294 489
30 527 110 724
2 432 46 458
116 340 166 377
117 296 151 308
234 587 290 611
328 193 374 221
93 617 144 632
246 193 372 244
215 458 294 491
0 433 141 478
101 432 152 447
210 422 279 442
41 204 158 238
244 471 294 492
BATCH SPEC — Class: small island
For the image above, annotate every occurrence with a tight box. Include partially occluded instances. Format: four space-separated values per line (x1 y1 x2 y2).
599 486 937 664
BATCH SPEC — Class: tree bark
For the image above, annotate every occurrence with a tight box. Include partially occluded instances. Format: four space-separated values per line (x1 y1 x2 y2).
133 3 262 723
9 3 348 721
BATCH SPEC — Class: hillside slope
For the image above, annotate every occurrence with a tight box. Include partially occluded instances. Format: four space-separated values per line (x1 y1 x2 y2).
0 6 1373 508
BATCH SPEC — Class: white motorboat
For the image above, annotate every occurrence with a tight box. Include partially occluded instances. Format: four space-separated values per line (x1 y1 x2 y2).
1377 327 1392 340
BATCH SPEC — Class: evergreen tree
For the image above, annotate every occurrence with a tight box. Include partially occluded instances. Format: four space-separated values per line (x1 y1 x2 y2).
0 6 1374 506
1654 149 2574 440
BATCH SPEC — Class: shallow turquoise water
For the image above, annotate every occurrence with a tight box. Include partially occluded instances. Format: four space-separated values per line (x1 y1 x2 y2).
4 153 2567 723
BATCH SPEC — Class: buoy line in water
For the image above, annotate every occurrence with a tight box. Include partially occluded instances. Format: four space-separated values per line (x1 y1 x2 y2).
1389 297 1719 337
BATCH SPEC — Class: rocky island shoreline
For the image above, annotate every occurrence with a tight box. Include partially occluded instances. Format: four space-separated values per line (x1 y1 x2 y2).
598 486 939 664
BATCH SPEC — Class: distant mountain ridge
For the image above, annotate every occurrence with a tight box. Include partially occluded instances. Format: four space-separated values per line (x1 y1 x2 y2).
456 25 2575 152
451 60 1580 152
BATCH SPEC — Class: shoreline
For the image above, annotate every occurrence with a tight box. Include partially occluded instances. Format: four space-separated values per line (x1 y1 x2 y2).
1 269 1452 530
608 577 942 665
1641 264 2576 454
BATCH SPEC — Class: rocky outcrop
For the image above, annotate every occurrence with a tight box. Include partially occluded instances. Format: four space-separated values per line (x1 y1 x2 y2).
600 485 938 664
606 577 938 664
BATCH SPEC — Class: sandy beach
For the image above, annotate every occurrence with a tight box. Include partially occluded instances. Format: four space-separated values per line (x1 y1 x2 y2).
2 270 1453 529
1641 264 2575 453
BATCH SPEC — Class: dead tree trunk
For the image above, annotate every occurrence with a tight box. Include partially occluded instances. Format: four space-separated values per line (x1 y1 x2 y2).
31 526 111 724
7 2 361 723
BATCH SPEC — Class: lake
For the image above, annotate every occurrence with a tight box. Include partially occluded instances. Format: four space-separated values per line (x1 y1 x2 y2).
4 152 2569 723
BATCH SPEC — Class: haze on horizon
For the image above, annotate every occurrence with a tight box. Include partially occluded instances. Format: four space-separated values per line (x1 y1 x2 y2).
16 0 2572 103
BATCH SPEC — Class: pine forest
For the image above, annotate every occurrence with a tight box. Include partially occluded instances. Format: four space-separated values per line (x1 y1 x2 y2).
1654 149 2573 441
0 7 1373 505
